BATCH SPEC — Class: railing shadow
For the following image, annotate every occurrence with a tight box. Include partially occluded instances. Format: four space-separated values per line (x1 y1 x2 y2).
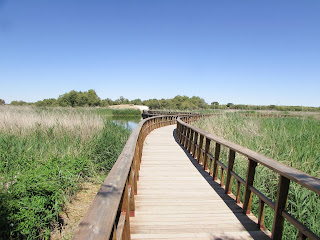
172 128 271 240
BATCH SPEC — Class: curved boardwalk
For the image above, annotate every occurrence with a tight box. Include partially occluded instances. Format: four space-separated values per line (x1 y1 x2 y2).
130 125 271 240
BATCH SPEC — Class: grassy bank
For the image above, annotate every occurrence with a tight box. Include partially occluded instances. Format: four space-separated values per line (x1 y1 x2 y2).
0 106 132 239
194 113 320 239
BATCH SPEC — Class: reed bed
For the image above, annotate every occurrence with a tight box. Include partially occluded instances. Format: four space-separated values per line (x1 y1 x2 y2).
194 113 320 239
0 106 132 239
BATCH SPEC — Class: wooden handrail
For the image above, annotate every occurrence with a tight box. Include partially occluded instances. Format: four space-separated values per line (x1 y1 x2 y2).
176 117 320 240
73 114 203 240
142 110 205 119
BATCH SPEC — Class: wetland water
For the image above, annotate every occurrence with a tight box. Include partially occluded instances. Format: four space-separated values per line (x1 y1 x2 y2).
111 116 141 130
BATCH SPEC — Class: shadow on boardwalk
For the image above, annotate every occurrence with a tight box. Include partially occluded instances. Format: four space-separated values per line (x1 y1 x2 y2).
172 129 271 240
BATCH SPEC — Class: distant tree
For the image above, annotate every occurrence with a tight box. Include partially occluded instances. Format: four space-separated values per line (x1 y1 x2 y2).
233 104 249 110
145 99 161 109
105 98 114 105
226 103 234 108
56 89 101 107
100 100 109 107
189 96 207 109
211 102 219 106
159 99 169 109
181 101 196 110
0 99 5 105
267 105 275 110
131 98 143 105
11 100 28 106
57 90 77 107
35 98 58 107
119 96 125 104
87 89 101 106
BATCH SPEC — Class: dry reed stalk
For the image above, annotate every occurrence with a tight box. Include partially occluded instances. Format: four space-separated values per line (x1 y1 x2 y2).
0 106 104 140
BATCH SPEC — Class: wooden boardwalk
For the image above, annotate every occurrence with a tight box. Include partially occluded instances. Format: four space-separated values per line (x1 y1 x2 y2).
130 125 271 240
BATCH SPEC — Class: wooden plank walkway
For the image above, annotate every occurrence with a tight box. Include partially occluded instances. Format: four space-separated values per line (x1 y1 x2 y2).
130 125 271 240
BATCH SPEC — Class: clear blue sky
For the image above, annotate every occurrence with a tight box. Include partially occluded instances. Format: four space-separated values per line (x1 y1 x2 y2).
0 1 319 106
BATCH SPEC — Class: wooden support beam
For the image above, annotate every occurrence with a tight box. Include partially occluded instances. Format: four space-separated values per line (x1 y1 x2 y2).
243 159 257 214
220 168 225 187
213 143 221 180
272 175 290 240
197 135 204 164
188 129 194 152
236 180 241 203
258 199 265 229
192 132 198 158
203 138 211 170
225 149 236 194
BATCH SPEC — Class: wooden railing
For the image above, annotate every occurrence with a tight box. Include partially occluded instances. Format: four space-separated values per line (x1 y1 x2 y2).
142 110 201 118
73 114 202 240
177 117 320 240
142 110 302 119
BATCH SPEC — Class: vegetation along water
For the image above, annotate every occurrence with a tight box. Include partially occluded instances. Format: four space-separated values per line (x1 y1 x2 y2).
194 112 320 239
0 106 141 239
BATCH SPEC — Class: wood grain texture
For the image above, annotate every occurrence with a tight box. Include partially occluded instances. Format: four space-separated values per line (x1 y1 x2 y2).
130 125 270 240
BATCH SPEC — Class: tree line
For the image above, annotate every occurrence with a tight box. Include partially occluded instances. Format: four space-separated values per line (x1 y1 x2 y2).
2 89 320 112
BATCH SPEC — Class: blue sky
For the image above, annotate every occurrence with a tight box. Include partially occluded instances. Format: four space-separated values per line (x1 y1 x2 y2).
0 1 319 106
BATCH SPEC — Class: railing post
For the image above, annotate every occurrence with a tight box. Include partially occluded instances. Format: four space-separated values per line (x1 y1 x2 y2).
120 183 131 240
236 180 241 203
181 125 186 144
213 143 221 180
258 199 265 229
129 169 135 217
176 121 180 139
225 149 235 194
192 132 198 158
272 175 290 240
134 146 139 185
243 158 257 214
197 134 204 164
203 138 211 170
184 127 190 149
188 129 194 152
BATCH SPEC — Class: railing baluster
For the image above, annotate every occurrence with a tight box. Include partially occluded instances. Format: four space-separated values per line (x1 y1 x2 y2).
243 158 257 214
180 122 183 141
213 143 221 180
209 156 213 176
221 167 225 187
184 127 190 148
193 132 198 158
197 135 204 164
188 129 194 152
236 180 241 203
272 175 290 240
129 170 135 217
133 148 138 192
203 138 211 170
225 149 236 194
120 183 131 240
258 199 265 229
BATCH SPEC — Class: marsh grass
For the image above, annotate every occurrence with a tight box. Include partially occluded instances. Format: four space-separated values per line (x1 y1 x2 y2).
194 113 320 239
0 106 132 239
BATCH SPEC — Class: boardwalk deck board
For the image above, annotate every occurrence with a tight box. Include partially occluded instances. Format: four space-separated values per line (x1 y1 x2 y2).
130 125 271 240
